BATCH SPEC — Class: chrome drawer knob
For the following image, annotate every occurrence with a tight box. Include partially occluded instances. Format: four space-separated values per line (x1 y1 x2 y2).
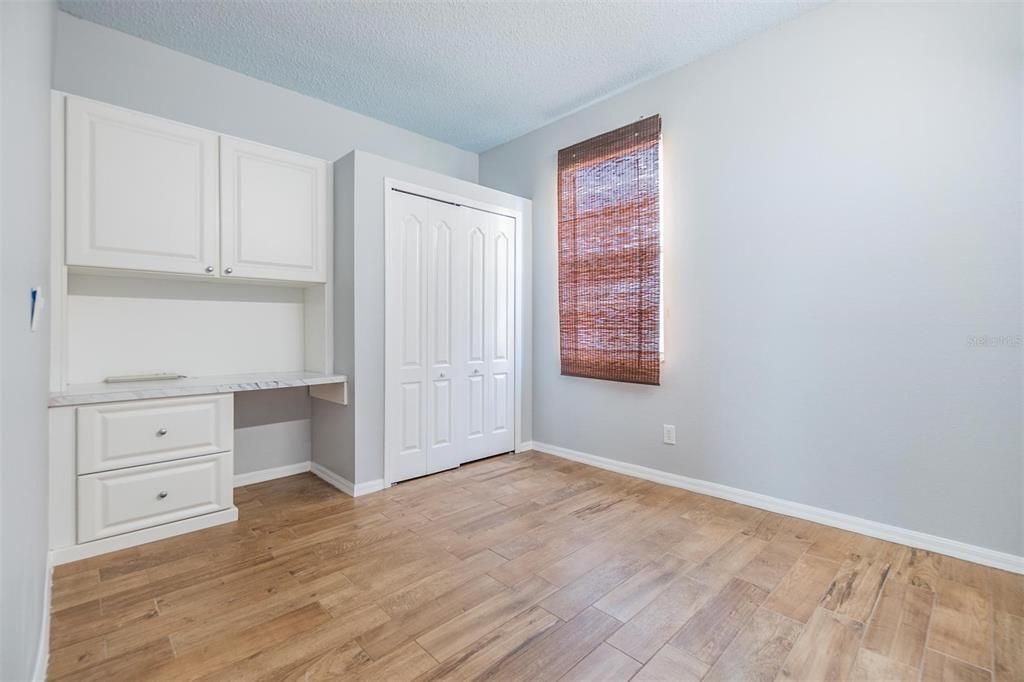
204 265 215 273
156 428 168 436
157 491 168 500
440 372 446 378
473 369 480 374
224 267 233 274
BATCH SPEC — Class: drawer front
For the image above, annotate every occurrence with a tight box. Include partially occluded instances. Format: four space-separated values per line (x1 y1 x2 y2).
78 452 232 542
77 395 233 474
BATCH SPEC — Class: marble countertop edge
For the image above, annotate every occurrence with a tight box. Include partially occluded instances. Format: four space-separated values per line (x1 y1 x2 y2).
49 372 348 407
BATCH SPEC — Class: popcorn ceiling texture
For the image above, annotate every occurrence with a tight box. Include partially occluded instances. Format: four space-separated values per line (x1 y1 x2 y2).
58 0 821 152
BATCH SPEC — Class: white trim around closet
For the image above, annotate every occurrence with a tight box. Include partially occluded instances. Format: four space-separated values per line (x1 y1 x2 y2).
382 178 525 488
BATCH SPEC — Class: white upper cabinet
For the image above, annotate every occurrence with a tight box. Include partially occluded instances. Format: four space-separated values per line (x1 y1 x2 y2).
65 97 220 276
219 137 328 283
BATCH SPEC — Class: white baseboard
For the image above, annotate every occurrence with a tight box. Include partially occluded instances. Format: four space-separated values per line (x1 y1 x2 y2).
51 507 239 566
532 441 1024 575
310 462 384 498
516 440 537 453
234 461 311 487
32 552 54 682
354 479 386 496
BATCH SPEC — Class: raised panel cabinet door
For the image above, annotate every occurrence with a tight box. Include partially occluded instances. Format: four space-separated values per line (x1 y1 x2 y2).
65 96 220 276
220 136 328 283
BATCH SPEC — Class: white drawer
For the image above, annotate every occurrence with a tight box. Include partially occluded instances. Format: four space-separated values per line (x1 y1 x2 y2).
78 451 232 542
77 394 232 474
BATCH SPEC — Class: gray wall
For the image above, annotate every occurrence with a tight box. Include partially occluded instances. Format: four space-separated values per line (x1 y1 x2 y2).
1 1 56 680
316 151 532 485
480 1 1023 555
53 12 481 477
312 153 357 484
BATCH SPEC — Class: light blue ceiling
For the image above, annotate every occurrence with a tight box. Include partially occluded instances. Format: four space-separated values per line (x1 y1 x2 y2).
58 1 823 152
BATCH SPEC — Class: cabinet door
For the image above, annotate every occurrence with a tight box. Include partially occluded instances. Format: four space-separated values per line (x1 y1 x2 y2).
220 137 328 283
65 97 220 276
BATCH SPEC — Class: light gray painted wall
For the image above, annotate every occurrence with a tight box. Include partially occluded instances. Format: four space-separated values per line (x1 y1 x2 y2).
53 12 481 476
1 1 56 679
233 388 311 475
480 1 1023 555
317 151 532 485
312 153 356 484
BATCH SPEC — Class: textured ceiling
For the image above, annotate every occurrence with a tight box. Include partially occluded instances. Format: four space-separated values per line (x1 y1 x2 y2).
58 1 823 152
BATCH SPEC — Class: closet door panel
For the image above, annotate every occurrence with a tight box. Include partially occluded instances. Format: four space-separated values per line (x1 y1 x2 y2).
389 199 429 482
426 211 461 473
65 97 219 276
486 214 516 454
220 136 328 283
464 216 490 460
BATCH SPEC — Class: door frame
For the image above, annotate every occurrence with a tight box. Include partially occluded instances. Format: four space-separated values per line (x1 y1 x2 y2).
383 177 525 487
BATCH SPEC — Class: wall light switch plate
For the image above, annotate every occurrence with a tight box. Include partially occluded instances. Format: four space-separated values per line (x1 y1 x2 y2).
663 424 676 445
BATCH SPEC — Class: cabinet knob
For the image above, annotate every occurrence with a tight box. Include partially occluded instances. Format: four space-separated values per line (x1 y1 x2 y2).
439 372 446 378
473 369 480 374
204 265 215 273
156 428 168 436
224 267 234 275
157 491 168 500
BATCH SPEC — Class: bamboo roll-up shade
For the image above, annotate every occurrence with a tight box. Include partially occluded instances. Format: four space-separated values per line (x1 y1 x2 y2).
557 115 661 385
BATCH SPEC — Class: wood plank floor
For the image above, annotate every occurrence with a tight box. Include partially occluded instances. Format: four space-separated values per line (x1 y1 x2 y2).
48 451 1024 681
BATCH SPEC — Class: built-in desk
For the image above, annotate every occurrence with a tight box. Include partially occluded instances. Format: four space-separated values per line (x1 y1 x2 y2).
49 370 348 406
48 371 350 564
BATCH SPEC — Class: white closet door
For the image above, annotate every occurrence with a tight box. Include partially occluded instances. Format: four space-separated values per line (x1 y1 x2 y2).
485 212 516 457
425 201 467 474
387 190 514 484
389 191 430 482
65 97 219 276
461 210 515 462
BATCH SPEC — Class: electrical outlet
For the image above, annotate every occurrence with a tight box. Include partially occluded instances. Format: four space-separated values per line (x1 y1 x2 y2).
663 424 676 445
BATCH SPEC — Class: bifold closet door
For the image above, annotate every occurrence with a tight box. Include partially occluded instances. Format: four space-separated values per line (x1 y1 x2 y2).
387 191 515 484
389 191 465 482
462 209 516 464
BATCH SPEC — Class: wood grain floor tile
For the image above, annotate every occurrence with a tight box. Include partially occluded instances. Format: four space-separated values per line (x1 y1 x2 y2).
45 455 1021 682
762 552 841 623
820 553 894 623
593 553 689 622
416 574 556 662
921 649 992 682
703 607 803 682
994 610 1024 682
849 647 920 681
415 606 561 682
471 606 621 681
861 577 933 669
632 643 708 682
777 607 865 681
560 642 642 682
927 578 994 669
670 577 767 665
606 575 711 662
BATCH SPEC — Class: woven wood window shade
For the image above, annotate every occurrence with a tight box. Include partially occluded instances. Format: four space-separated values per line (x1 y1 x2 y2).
558 115 661 385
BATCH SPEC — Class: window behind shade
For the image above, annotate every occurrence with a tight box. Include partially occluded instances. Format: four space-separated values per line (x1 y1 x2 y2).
557 115 661 385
